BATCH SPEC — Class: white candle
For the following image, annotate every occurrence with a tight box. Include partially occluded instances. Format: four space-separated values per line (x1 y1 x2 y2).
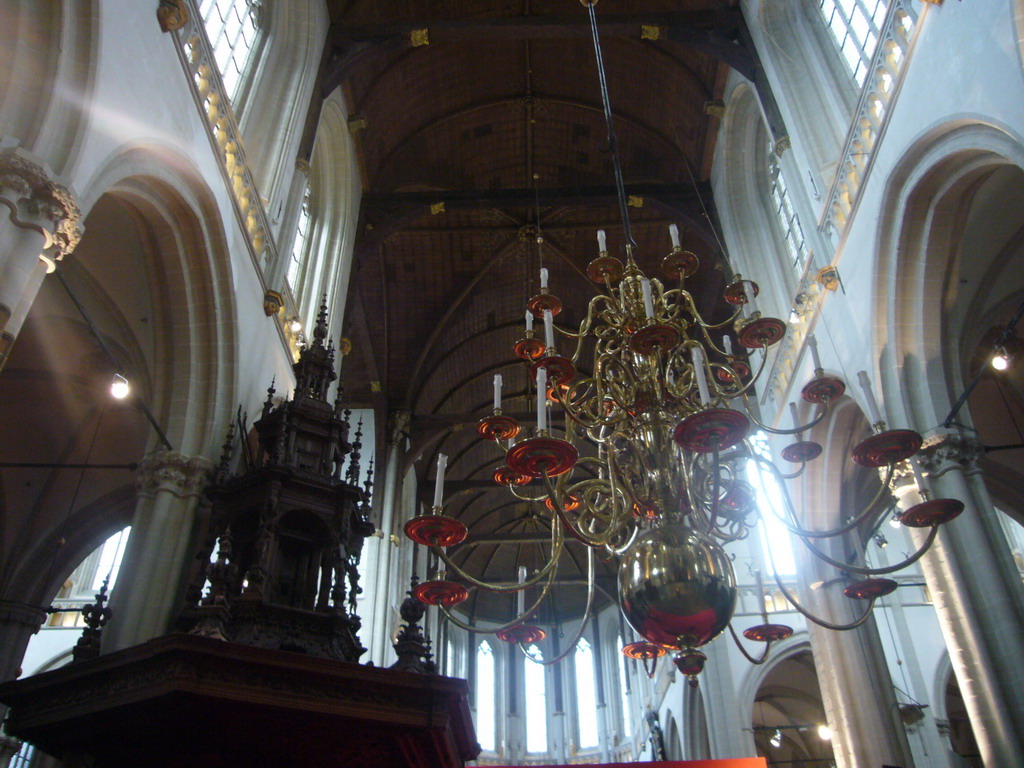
544 309 555 350
807 334 822 371
433 453 447 509
857 370 883 426
692 346 710 405
597 229 607 253
540 267 548 290
723 335 733 356
517 565 527 614
743 280 758 314
493 373 502 411
536 367 548 432
641 278 654 320
526 309 534 333
669 223 680 249
910 457 927 491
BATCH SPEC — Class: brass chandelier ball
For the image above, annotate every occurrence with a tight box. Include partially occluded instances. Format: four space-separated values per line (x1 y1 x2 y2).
618 523 738 649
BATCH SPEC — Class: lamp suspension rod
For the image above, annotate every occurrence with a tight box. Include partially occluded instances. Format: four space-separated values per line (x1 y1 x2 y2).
54 267 173 451
586 1 636 250
943 294 1024 427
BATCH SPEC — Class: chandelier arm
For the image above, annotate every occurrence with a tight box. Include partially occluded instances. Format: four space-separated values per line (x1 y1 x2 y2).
793 524 939 576
585 0 636 251
519 545 596 665
508 486 550 503
768 570 877 631
727 623 772 665
742 399 831 437
432 517 566 591
755 458 895 540
437 564 559 634
543 471 621 547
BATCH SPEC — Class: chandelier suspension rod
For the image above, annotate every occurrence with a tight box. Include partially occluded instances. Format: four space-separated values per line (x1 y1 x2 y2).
586 1 637 251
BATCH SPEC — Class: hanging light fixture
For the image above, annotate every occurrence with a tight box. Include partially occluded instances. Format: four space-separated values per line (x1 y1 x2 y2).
110 373 130 400
403 0 964 685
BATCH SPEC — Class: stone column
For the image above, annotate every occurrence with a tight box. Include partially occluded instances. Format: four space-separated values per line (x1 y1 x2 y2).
909 432 1024 767
0 142 82 371
102 451 213 652
367 410 408 665
0 600 47 723
701 635 757 759
801 547 916 768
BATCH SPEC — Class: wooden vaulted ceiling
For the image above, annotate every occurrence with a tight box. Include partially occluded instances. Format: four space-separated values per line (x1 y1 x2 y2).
326 0 750 621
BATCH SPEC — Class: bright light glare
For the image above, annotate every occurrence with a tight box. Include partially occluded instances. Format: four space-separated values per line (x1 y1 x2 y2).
769 729 782 748
817 724 832 741
289 318 302 334
110 374 130 399
747 432 797 575
992 351 1009 371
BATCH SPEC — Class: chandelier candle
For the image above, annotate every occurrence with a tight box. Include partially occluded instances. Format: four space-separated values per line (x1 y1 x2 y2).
543 309 555 351
493 374 502 411
517 565 527 615
668 223 681 249
433 453 447 509
525 309 534 333
641 278 655 320
597 229 607 253
807 334 823 372
540 267 549 290
723 334 733 356
692 346 710 405
857 370 884 427
536 366 547 432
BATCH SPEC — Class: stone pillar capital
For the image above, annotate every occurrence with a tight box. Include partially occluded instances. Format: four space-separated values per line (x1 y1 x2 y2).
135 451 214 499
918 432 984 478
0 143 82 268
0 600 47 632
387 410 411 447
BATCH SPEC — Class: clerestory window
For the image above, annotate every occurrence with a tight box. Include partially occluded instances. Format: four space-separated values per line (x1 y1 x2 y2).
524 645 548 753
475 640 497 752
199 0 261 101
767 144 811 276
818 0 889 86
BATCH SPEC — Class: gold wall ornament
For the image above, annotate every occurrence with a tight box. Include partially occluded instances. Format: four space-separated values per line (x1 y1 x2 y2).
347 116 368 134
430 201 446 215
157 0 189 33
641 25 664 41
263 290 284 317
627 195 644 208
704 100 726 119
410 29 430 47
816 265 840 291
773 135 791 157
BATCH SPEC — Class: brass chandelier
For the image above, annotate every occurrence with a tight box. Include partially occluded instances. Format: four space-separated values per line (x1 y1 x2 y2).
403 0 964 684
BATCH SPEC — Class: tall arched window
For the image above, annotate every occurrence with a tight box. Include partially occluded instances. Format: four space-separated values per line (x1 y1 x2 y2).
767 143 811 276
524 646 548 753
199 0 260 101
818 0 889 85
746 431 797 575
475 640 497 752
287 183 312 293
616 633 633 740
574 638 599 749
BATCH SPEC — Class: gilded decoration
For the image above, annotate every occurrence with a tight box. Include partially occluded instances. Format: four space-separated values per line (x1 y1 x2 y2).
0 146 83 267
157 0 189 33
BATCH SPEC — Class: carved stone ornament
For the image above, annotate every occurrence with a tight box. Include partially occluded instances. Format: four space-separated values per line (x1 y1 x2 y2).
0 600 47 632
157 0 189 33
917 432 984 478
263 289 284 317
773 135 792 157
135 450 214 498
0 145 83 266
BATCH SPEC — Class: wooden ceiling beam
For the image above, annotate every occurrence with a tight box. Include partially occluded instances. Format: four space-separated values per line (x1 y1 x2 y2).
323 8 752 94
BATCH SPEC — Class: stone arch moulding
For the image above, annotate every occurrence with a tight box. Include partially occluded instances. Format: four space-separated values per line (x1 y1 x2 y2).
872 118 1024 431
75 143 240 457
735 633 813 735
